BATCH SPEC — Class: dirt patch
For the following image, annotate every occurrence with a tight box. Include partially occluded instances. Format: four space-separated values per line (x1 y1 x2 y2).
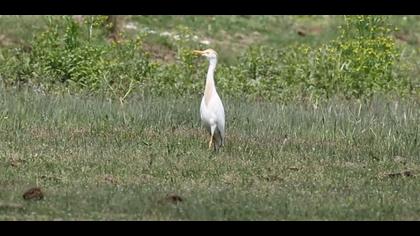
0 34 20 47
0 34 31 52
214 30 266 58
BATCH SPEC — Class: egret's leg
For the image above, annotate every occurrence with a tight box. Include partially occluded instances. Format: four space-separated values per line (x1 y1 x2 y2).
209 124 216 150
213 136 218 152
208 134 213 149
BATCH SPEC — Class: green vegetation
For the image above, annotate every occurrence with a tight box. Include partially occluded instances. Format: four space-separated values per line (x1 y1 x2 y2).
0 15 419 220
0 15 419 102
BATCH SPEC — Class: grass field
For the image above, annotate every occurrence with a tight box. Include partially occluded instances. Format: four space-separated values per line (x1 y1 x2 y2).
1 87 419 220
0 15 420 220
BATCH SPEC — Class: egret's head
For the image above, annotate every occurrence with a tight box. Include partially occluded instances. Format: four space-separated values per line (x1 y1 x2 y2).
193 49 218 61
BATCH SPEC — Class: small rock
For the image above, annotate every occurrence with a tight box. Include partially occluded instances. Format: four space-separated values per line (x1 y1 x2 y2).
23 187 44 200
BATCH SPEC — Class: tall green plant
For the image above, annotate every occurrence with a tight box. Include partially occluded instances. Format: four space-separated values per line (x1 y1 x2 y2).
333 15 402 98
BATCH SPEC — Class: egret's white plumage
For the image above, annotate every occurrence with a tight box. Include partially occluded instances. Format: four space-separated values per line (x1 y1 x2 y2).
193 49 225 151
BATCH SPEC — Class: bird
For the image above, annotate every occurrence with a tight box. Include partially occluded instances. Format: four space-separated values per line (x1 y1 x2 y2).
193 49 225 151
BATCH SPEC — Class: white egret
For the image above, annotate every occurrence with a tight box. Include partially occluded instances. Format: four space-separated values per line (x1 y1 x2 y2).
193 49 225 151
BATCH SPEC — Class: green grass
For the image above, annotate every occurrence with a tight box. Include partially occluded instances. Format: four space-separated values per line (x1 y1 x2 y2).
1 15 420 220
1 87 419 220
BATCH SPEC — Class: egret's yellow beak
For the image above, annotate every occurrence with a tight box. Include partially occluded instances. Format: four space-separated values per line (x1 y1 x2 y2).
193 50 204 55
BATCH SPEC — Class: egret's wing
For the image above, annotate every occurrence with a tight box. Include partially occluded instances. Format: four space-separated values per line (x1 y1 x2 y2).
212 95 225 144
216 98 225 139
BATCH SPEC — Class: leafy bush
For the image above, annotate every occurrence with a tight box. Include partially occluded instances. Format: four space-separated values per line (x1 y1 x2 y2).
333 16 404 98
104 35 157 100
0 16 155 101
215 15 411 102
0 15 414 102
146 26 205 97
21 16 109 90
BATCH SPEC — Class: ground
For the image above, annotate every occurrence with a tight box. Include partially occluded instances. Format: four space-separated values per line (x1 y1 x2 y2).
0 88 419 220
0 15 419 220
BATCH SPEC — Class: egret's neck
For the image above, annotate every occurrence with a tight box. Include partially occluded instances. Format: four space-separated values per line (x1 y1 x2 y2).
204 58 217 105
